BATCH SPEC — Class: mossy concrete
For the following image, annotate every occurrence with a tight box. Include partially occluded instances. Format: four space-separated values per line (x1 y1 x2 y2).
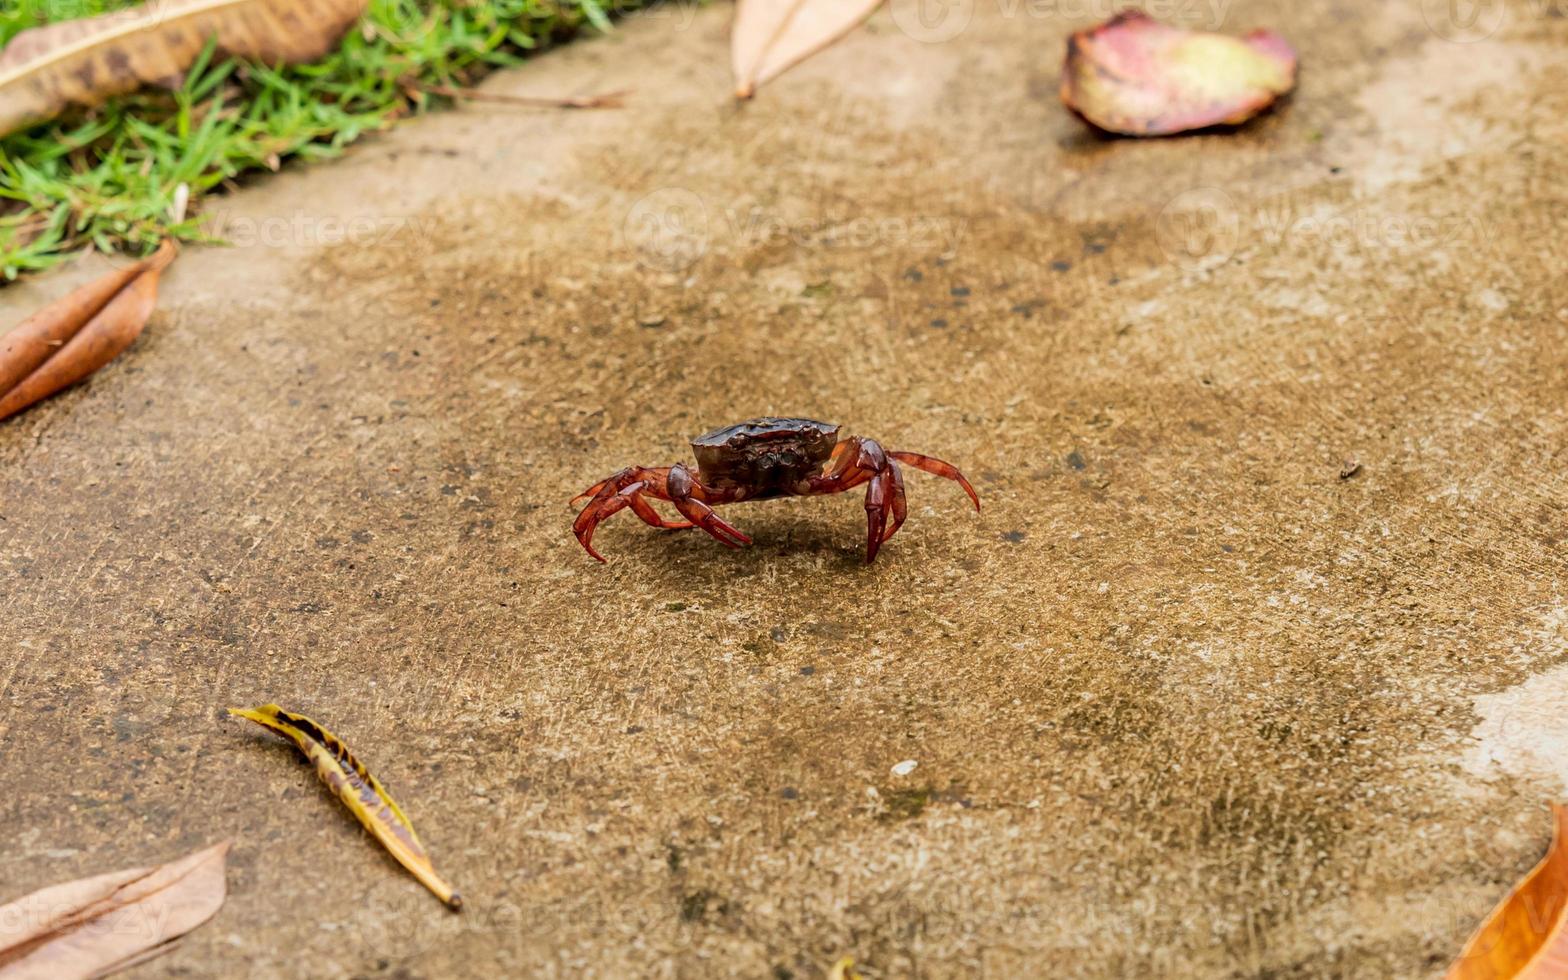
3 2 1567 977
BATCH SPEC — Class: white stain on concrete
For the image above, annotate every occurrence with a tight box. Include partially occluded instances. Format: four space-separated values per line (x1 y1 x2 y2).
1464 607 1568 795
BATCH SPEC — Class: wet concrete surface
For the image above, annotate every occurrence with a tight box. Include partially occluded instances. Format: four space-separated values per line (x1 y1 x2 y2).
3 1 1568 977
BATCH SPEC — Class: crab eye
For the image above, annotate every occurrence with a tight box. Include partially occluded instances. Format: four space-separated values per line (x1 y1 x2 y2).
727 435 744 447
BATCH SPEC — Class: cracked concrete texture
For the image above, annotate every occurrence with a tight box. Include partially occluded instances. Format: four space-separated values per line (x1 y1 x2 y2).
2 2 1568 977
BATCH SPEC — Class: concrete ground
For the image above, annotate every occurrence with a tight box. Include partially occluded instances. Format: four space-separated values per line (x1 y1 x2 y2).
3 1 1568 977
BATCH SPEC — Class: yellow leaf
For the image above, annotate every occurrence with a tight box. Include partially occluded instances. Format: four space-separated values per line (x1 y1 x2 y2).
1448 803 1568 979
827 955 863 980
0 841 229 980
228 704 461 911
731 0 882 99
0 0 368 137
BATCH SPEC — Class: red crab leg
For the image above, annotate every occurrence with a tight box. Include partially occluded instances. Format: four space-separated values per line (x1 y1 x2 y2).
572 475 621 506
573 480 646 562
573 467 637 508
801 437 880 496
797 437 899 561
573 465 680 506
888 451 980 511
629 493 694 530
882 461 908 544
669 495 751 549
666 463 751 549
864 465 895 563
572 466 688 560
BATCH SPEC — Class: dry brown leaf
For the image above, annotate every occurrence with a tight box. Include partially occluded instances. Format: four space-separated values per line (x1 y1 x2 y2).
0 240 175 422
0 0 368 137
731 0 882 99
1448 804 1568 979
0 841 229 980
1060 12 1297 136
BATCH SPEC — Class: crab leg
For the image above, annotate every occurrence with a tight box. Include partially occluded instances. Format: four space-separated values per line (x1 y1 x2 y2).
670 496 752 549
797 437 903 562
574 467 639 507
864 465 895 563
800 437 882 496
572 469 634 506
882 461 908 544
888 451 981 511
571 480 613 506
628 494 694 530
572 466 692 560
666 463 751 549
573 480 645 562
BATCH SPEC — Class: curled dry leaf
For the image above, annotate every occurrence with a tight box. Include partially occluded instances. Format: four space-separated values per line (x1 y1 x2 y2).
0 0 368 137
228 704 462 911
0 240 175 423
827 956 864 980
0 841 229 980
732 0 882 99
1448 804 1568 979
1060 12 1297 136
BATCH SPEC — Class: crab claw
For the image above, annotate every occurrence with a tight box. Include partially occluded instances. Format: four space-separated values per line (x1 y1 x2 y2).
573 480 646 562
672 496 753 550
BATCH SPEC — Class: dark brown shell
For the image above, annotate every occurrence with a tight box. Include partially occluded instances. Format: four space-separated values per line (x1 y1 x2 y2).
691 417 842 492
691 417 838 448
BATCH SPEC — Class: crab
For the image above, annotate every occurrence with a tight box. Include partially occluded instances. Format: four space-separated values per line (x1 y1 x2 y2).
572 417 979 563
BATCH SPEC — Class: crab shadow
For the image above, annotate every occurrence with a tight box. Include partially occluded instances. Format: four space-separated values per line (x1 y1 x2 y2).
613 512 885 584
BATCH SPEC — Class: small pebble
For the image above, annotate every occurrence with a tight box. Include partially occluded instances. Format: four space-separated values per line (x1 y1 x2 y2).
891 759 918 777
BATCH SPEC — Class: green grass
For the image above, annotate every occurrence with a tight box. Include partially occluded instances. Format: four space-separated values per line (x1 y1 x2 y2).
0 0 645 279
